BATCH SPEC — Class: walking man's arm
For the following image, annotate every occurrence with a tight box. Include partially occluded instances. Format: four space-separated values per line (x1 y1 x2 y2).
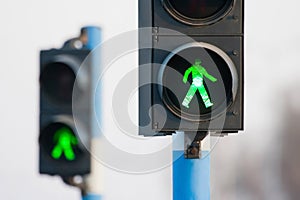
183 67 193 83
203 68 217 82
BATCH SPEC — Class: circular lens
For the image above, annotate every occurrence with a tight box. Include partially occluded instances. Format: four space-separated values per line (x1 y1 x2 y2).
40 62 76 104
162 0 234 25
159 43 237 121
40 122 82 162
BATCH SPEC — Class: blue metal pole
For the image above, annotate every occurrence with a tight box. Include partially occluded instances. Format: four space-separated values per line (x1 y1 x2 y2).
84 26 102 50
83 26 102 139
81 26 102 200
173 133 210 200
82 194 102 200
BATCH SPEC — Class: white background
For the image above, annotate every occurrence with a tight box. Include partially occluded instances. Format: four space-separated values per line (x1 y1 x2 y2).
1 0 300 199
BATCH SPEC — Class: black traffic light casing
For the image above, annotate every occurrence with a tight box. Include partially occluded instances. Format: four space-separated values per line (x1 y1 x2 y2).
139 0 244 136
39 48 92 176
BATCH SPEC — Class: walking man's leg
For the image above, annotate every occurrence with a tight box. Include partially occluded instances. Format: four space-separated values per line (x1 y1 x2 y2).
52 145 63 159
199 85 213 108
182 85 197 109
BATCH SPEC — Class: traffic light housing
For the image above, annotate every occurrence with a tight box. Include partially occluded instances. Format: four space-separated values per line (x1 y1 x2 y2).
139 0 244 136
39 31 93 177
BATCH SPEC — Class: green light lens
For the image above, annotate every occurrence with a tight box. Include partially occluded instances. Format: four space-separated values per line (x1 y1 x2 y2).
51 127 78 161
161 46 233 121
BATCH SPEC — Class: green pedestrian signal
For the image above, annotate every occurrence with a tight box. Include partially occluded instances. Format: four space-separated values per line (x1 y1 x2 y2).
39 27 100 176
155 44 237 123
39 122 83 163
51 127 78 161
138 0 244 135
182 59 217 109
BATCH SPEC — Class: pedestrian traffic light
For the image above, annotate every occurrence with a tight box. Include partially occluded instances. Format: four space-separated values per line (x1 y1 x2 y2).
39 28 95 177
139 0 244 136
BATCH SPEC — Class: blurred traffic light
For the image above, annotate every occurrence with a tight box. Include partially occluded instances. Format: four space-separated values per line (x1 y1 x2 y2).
39 28 97 177
139 0 244 136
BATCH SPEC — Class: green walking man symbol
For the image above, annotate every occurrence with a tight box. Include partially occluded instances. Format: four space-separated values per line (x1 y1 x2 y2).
182 59 217 109
51 127 78 161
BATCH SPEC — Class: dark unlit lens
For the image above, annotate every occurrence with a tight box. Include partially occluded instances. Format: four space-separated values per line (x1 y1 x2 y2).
168 0 228 19
41 62 76 103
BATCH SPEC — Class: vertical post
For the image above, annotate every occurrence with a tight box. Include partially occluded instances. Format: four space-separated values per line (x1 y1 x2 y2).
172 132 210 200
82 26 102 200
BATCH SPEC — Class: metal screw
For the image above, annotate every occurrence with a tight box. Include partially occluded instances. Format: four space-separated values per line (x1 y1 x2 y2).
153 27 159 34
232 50 239 56
153 35 159 43
233 15 239 21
